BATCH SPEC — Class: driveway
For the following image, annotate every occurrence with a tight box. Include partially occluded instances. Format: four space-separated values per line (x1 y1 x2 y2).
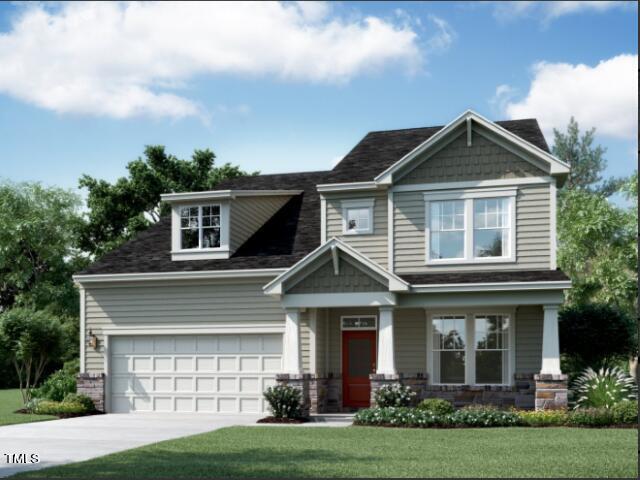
0 413 260 477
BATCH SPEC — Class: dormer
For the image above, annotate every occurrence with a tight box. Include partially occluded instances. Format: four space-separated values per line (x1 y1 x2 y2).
161 189 301 261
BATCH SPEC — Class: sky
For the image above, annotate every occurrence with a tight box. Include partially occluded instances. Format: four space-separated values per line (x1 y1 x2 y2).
0 1 637 202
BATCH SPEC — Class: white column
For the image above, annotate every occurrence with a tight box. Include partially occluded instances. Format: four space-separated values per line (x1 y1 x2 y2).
283 308 302 374
377 307 396 375
540 305 562 374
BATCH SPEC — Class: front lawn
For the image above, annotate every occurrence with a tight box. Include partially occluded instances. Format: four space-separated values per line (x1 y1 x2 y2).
18 425 637 478
0 389 56 427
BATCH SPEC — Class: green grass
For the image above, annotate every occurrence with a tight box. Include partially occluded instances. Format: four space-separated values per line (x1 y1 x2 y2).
0 389 56 427
18 425 637 478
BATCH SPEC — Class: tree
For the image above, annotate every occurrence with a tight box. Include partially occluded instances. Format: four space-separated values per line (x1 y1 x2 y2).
559 304 636 377
0 181 86 315
79 146 256 256
0 307 65 402
557 187 637 315
552 117 622 195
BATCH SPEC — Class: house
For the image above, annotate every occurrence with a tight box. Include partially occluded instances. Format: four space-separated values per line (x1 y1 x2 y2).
73 110 571 415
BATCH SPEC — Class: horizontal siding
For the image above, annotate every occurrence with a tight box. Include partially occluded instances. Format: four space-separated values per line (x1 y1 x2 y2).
394 309 426 376
230 196 289 253
84 279 285 374
300 310 310 373
325 190 388 268
315 309 326 377
515 305 543 374
394 184 551 273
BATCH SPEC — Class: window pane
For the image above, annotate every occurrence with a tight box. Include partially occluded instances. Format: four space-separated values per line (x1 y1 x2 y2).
346 207 370 232
181 228 199 249
202 228 220 248
476 351 504 384
439 351 465 384
474 229 504 257
342 317 375 329
431 231 464 259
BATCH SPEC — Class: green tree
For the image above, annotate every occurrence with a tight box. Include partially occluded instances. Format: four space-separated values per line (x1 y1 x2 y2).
0 307 65 402
557 186 637 315
0 181 85 315
79 146 255 256
552 117 622 195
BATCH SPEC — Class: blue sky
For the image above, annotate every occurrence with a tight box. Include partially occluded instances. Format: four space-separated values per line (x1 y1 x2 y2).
0 1 636 199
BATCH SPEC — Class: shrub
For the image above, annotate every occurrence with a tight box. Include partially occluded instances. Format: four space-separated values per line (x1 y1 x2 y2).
23 397 45 414
573 366 637 409
354 405 521 428
417 398 454 415
611 400 638 425
449 405 521 427
517 409 568 427
63 393 95 412
263 384 303 419
374 384 416 408
567 408 615 427
34 400 88 416
32 367 76 401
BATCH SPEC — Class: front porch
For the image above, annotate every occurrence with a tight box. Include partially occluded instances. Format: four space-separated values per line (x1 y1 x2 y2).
276 305 568 414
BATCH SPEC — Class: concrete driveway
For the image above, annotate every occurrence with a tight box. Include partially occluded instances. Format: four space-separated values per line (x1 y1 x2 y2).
0 413 260 477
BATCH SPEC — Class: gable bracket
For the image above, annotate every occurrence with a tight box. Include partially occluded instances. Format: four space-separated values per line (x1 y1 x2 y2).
466 117 472 147
331 245 340 275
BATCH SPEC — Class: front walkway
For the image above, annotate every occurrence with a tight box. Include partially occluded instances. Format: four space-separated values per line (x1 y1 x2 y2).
0 413 260 477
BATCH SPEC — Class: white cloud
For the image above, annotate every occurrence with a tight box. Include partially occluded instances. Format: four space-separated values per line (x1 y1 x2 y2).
426 15 456 53
492 1 634 24
497 54 638 140
0 2 422 120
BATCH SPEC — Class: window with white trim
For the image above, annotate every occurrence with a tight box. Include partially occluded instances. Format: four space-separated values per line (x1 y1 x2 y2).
424 188 516 264
429 313 512 385
341 199 374 235
180 205 221 249
429 200 465 259
341 316 377 330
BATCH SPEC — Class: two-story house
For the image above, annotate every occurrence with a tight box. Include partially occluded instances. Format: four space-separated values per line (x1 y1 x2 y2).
74 110 571 415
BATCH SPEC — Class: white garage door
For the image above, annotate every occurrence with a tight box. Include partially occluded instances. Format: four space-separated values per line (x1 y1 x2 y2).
109 334 282 413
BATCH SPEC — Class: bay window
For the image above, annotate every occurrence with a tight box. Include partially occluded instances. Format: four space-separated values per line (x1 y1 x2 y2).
429 312 513 385
424 188 516 264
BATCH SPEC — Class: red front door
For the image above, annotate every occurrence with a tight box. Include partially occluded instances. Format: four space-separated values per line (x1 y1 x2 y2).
342 330 376 408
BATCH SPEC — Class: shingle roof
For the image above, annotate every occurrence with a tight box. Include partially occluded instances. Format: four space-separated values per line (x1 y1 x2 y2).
400 270 569 285
79 118 555 276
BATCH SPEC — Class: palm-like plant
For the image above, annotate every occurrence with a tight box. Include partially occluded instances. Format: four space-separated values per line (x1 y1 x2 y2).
573 366 637 409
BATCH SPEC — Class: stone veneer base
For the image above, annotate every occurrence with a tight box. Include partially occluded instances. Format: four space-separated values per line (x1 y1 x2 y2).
534 373 568 410
76 373 106 412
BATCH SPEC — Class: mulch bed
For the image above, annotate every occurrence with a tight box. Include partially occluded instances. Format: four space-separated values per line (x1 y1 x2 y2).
14 409 104 419
257 416 310 424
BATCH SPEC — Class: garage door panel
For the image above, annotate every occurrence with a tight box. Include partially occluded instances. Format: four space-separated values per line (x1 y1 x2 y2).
110 334 281 413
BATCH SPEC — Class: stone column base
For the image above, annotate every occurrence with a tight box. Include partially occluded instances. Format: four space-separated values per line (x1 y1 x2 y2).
77 373 105 412
275 373 311 417
369 373 401 407
534 373 568 410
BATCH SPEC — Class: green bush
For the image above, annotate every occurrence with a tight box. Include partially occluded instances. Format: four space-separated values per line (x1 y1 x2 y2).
354 405 521 428
516 409 568 427
374 384 416 408
63 393 95 412
611 400 638 425
23 397 45 413
567 408 615 427
263 385 303 419
417 398 454 415
32 367 76 401
573 366 637 409
34 400 88 415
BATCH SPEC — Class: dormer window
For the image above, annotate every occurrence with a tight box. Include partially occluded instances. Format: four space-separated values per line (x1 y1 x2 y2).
180 205 221 249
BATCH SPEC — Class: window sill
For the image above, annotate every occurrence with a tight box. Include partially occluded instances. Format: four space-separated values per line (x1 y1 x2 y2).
425 257 516 266
171 248 230 261
342 230 374 236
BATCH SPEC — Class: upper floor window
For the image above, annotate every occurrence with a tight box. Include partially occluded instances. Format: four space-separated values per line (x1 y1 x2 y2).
425 188 516 264
341 199 374 235
180 205 221 249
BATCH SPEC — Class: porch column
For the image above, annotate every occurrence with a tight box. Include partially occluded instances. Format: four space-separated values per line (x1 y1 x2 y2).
376 306 396 375
540 305 561 374
283 308 302 374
